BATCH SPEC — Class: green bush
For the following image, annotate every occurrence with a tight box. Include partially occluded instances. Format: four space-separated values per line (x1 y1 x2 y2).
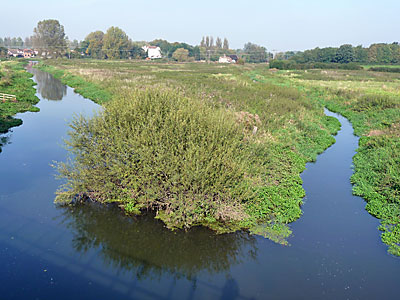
56 89 259 230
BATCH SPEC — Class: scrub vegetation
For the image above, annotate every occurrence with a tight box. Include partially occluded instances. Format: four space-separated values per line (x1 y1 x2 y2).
0 60 39 134
40 60 340 242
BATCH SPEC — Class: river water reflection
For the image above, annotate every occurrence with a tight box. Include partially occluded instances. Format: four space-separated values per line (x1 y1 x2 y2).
0 67 399 299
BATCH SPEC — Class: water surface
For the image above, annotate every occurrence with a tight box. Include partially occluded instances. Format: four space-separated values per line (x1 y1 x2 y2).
0 68 399 299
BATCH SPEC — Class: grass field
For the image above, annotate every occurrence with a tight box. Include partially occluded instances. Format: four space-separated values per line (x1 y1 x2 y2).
38 60 400 254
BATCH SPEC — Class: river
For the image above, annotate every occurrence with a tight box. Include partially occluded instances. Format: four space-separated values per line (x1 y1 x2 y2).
0 67 399 299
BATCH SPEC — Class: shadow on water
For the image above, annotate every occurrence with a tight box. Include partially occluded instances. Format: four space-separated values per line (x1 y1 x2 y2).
59 204 257 281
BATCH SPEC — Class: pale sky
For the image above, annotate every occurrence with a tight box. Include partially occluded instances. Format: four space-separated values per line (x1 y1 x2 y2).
0 0 399 51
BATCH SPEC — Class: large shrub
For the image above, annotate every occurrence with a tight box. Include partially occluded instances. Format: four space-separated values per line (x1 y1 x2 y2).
56 89 257 230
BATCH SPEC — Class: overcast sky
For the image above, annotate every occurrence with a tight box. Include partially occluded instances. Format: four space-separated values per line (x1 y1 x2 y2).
0 0 399 51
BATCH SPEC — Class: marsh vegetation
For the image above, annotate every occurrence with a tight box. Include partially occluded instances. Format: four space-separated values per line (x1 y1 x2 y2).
39 60 340 241
279 68 400 255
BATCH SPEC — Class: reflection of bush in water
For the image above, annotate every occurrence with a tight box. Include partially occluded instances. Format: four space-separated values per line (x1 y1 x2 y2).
0 135 11 153
34 69 67 101
61 205 257 279
0 116 22 134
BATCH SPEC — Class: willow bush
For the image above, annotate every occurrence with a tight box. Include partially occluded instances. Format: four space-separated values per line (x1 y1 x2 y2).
56 89 264 230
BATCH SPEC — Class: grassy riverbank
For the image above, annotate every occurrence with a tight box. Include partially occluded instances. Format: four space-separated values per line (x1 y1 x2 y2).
39 59 340 242
272 68 400 255
0 60 39 143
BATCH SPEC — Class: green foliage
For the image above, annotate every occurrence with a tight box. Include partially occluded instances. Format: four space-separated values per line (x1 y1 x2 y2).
243 42 268 63
172 48 190 62
352 135 400 255
102 27 130 59
85 31 104 59
33 19 67 57
56 89 255 230
335 44 355 63
287 43 400 65
151 39 200 59
0 47 7 57
0 61 39 134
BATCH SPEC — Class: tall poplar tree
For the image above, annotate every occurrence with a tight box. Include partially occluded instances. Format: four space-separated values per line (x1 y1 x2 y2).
223 38 229 50
216 37 222 49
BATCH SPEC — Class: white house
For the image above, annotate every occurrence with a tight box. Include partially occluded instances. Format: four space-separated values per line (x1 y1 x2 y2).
219 54 234 63
142 45 162 59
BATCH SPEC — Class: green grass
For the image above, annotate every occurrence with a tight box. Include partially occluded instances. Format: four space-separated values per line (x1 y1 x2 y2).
0 60 39 135
42 59 340 242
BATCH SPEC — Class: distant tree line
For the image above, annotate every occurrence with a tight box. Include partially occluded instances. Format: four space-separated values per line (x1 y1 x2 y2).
276 43 400 64
0 36 33 48
3 19 271 63
76 27 145 59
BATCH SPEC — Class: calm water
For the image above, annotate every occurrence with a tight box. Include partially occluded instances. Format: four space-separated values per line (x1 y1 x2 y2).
0 68 399 299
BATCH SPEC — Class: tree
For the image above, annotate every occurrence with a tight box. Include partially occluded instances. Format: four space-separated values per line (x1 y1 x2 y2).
102 27 130 59
0 47 7 57
205 36 210 48
69 39 79 49
172 48 189 62
3 37 11 47
335 44 354 63
200 37 206 47
16 37 24 47
354 45 368 63
210 36 214 48
24 36 33 48
78 40 90 56
243 42 268 63
33 19 67 57
85 31 104 58
223 38 229 50
128 41 146 59
216 37 222 49
390 43 400 63
10 37 17 47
